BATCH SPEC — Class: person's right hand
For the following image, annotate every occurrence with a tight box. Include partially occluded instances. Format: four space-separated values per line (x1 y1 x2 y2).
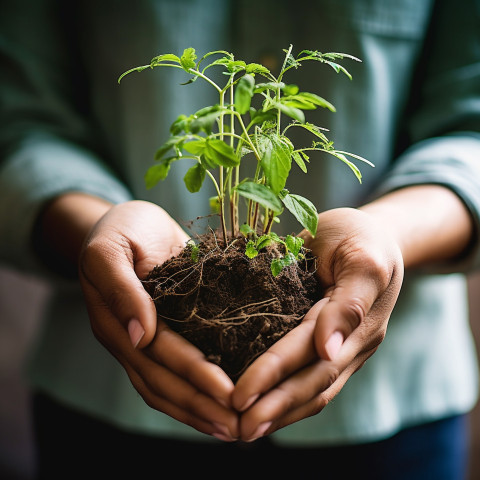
78 200 239 441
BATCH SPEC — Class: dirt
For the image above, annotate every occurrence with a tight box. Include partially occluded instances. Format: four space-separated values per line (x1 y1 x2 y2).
143 232 323 383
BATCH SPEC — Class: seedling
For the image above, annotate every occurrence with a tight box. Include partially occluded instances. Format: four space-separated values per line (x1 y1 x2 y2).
119 45 372 275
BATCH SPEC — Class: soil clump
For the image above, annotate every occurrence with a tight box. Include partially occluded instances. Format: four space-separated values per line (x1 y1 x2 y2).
143 233 323 383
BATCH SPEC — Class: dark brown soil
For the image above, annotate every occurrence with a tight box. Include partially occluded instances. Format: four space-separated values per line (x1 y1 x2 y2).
143 232 323 383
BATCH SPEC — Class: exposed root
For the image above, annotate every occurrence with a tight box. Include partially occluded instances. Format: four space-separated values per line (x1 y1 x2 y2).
143 232 322 382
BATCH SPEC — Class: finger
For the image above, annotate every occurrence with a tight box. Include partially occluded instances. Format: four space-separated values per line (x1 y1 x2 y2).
239 343 373 441
314 273 381 361
89 304 239 439
147 322 235 407
232 298 329 412
124 359 239 441
79 244 158 348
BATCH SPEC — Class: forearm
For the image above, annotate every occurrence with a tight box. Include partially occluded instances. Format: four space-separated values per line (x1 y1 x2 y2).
360 184 474 270
35 192 113 274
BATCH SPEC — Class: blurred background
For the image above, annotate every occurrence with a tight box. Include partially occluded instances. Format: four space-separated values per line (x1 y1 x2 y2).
1 265 480 479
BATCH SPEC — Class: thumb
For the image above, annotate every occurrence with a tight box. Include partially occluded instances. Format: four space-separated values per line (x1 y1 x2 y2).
79 233 158 350
313 274 379 361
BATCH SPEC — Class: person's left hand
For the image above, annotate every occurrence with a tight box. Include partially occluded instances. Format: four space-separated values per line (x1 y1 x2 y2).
231 207 404 442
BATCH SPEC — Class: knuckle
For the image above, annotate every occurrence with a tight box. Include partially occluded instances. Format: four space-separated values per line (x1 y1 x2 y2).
324 364 340 390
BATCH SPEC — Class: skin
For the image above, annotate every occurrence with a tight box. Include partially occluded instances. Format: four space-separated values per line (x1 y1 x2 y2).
37 184 474 442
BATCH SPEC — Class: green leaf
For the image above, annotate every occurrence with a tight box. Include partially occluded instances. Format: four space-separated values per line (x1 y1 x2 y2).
235 181 283 212
256 234 272 250
170 114 190 134
275 102 305 123
117 65 150 83
324 151 363 183
240 223 255 237
292 151 307 173
189 105 223 134
154 135 185 161
283 84 299 95
234 74 255 114
270 258 284 277
295 122 330 143
145 162 171 189
254 82 285 93
183 139 206 156
180 47 197 72
248 108 276 126
281 192 318 236
259 133 293 194
296 92 336 112
245 241 259 259
183 163 206 192
245 63 271 76
285 234 304 257
209 196 221 214
282 95 317 110
151 53 181 66
227 60 247 74
205 139 239 167
270 252 296 276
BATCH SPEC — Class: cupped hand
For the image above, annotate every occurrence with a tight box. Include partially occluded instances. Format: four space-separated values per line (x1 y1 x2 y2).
232 207 404 442
79 200 239 441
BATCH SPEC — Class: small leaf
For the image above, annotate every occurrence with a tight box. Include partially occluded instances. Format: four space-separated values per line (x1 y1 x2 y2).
245 241 259 259
145 162 171 189
234 74 255 114
285 235 304 257
256 234 272 250
154 135 185 161
209 196 221 214
235 181 283 212
254 81 285 93
183 163 206 192
281 192 318 237
246 63 271 76
180 47 197 72
205 139 239 167
151 53 181 65
292 151 307 173
270 253 296 276
270 258 284 277
240 223 255 237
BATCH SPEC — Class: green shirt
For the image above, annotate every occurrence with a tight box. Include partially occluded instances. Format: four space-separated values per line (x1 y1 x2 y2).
1 0 480 444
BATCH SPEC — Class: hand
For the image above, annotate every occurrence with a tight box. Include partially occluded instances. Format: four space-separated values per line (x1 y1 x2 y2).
79 200 239 440
232 207 404 441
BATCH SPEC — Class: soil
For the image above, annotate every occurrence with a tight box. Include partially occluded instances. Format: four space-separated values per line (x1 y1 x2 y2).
143 232 323 383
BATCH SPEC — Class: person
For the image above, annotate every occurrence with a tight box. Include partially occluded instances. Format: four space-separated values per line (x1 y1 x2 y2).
1 0 480 478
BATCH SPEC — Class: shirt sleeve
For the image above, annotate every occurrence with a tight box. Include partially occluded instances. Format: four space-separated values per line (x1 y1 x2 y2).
0 0 133 274
372 0 480 272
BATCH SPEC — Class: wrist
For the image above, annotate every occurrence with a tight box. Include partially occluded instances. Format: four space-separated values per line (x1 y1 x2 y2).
360 185 473 269
34 192 113 275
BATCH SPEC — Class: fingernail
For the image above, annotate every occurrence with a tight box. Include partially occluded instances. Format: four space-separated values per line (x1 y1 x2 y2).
212 432 236 442
246 421 272 443
238 393 259 412
212 422 232 437
325 331 344 360
128 318 145 348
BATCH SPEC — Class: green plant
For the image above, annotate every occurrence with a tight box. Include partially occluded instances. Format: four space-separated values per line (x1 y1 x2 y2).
119 45 372 274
